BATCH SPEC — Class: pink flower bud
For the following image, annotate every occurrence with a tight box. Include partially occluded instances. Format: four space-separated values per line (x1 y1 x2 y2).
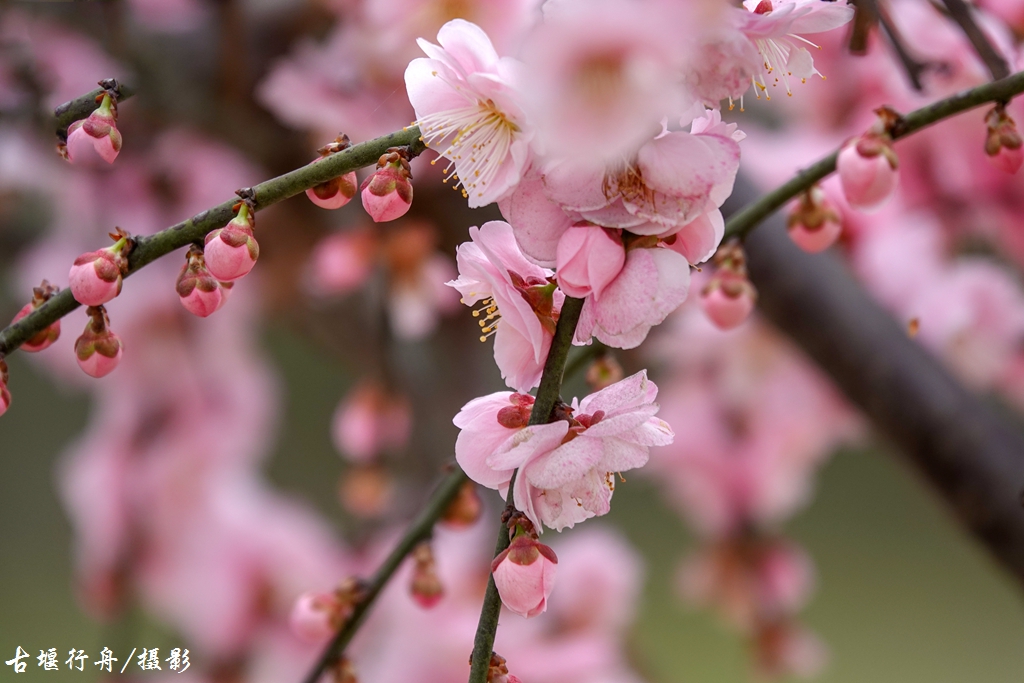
440 481 483 529
11 281 62 352
837 134 899 212
360 150 413 223
332 380 411 463
787 186 842 253
306 160 358 209
176 246 230 317
985 107 1024 175
74 306 123 378
204 203 259 281
289 591 344 642
410 543 444 609
491 533 558 618
700 242 757 330
0 358 10 417
66 93 122 165
69 236 131 307
338 464 395 518
555 224 626 300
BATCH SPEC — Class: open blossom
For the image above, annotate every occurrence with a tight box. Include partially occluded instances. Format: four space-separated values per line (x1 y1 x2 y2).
735 0 854 98
405 19 531 208
455 371 673 531
448 221 562 392
555 224 626 300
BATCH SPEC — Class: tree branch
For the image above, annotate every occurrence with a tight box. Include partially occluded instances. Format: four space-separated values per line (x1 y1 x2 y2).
723 69 1024 241
722 174 1024 584
53 79 136 140
300 468 469 683
0 125 426 357
467 295 585 683
938 0 1011 82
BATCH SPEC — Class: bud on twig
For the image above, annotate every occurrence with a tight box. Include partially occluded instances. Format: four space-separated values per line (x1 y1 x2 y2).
75 306 123 378
700 242 757 330
11 281 62 352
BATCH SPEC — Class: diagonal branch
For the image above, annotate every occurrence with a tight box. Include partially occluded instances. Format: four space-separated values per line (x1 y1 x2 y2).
724 70 1024 241
938 0 1011 82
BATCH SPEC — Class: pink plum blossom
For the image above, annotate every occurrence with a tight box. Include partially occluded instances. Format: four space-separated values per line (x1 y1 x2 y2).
405 19 531 207
331 380 412 464
555 224 625 300
290 591 344 642
11 281 62 352
176 246 230 317
204 203 259 281
837 129 900 212
306 168 358 209
787 186 842 253
491 533 558 618
498 167 577 267
69 238 131 307
74 306 123 378
448 221 562 392
361 151 414 222
65 93 122 165
735 0 854 98
308 229 376 295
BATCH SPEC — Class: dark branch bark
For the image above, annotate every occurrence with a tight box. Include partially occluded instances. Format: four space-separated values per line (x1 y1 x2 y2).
938 0 1011 82
723 175 1024 584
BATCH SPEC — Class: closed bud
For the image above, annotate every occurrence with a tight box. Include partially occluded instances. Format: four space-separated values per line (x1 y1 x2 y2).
176 245 231 317
487 652 523 683
787 186 842 253
75 306 123 378
12 280 61 352
441 480 483 529
985 106 1023 175
307 134 359 209
204 202 259 281
491 526 558 618
289 578 363 643
65 91 122 165
410 542 444 609
69 231 132 306
339 464 394 518
361 149 413 222
700 243 757 330
837 107 900 212
0 357 10 417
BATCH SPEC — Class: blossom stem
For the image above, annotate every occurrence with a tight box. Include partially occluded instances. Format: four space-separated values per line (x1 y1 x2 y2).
466 295 585 683
0 122 426 357
723 69 1024 241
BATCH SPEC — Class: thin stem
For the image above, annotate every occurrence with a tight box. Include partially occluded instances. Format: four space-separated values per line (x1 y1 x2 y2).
724 69 1024 240
54 79 135 140
938 0 1011 81
300 469 469 683
0 126 426 357
466 295 585 683
866 0 929 90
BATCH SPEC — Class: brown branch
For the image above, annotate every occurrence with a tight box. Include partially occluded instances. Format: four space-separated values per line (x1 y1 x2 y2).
938 0 1012 81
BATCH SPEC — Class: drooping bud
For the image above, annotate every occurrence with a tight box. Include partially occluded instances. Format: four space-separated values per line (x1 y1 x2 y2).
410 542 444 609
700 242 757 330
555 223 626 300
984 106 1023 174
486 652 523 683
74 306 123 378
837 107 900 212
289 577 364 643
585 352 623 391
339 464 394 518
176 245 231 317
440 480 483 529
204 199 259 282
0 357 10 417
69 229 133 306
11 280 62 352
787 185 842 253
491 518 558 618
65 88 122 165
306 134 359 209
360 148 413 222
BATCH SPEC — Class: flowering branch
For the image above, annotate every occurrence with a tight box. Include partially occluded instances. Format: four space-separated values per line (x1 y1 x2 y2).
723 69 1024 240
467 295 586 683
300 469 469 683
0 123 425 357
938 0 1011 81
54 78 135 140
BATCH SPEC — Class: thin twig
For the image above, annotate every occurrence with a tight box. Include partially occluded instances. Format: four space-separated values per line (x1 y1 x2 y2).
855 0 929 90
723 69 1024 241
466 295 585 683
938 0 1011 81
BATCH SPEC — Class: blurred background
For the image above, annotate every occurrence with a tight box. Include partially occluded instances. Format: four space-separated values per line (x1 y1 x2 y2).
1 1 1024 682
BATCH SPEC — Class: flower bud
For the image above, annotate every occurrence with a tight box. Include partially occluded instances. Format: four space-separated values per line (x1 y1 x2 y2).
700 243 757 330
339 464 394 518
585 353 624 391
176 246 231 317
985 106 1023 175
289 578 362 643
11 281 61 352
491 529 558 618
204 203 259 281
787 186 842 253
74 306 123 378
307 135 359 209
65 92 122 165
487 653 522 683
440 480 483 529
332 380 411 463
0 357 10 417
555 223 626 300
837 108 900 212
360 149 413 222
69 232 132 307
410 542 444 609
